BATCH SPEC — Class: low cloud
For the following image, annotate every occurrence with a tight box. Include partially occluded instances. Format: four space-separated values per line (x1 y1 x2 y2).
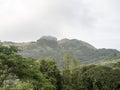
0 0 120 50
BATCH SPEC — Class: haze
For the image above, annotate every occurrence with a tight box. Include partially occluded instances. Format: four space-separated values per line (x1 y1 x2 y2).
0 0 120 50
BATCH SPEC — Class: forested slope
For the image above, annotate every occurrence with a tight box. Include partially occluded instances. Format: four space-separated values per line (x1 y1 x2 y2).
0 44 120 90
3 36 120 65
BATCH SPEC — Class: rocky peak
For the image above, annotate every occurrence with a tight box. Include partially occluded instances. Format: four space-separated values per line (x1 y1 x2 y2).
37 36 58 48
39 36 57 41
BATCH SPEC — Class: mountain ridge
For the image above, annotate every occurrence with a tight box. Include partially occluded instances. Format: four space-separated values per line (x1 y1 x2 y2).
2 36 120 65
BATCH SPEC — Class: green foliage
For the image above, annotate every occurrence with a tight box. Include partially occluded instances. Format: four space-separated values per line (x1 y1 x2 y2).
0 45 54 90
0 45 19 87
71 65 120 90
0 79 33 90
0 44 120 90
113 61 120 68
39 58 62 90
62 53 79 90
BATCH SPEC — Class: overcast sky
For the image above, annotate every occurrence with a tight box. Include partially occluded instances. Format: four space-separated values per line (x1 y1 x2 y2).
0 0 120 50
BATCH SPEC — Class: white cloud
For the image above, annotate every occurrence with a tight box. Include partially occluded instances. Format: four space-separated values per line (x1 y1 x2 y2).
0 0 120 50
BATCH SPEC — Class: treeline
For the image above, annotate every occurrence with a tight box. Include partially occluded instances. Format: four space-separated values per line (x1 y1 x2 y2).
0 45 120 90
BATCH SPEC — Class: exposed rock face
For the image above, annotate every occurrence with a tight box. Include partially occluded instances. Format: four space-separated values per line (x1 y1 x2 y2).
38 36 57 41
37 36 58 48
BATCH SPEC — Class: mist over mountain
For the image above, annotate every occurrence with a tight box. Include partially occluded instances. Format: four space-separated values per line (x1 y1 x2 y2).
2 36 120 66
0 0 120 51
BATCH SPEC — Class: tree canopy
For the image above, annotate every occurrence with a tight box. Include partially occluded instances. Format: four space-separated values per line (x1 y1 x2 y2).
0 44 120 90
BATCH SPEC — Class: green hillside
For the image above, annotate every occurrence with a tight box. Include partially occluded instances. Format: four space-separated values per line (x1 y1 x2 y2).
3 36 120 65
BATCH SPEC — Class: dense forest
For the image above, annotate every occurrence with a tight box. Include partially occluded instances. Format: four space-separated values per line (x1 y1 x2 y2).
0 44 120 90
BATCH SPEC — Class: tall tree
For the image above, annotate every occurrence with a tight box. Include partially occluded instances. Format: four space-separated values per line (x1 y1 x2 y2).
62 53 73 90
0 45 51 89
0 45 18 87
39 58 62 90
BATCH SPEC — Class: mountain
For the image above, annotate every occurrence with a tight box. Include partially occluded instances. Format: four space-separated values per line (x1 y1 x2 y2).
2 36 120 65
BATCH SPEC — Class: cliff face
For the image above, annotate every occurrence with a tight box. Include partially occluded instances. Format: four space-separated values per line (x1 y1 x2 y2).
37 36 58 48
